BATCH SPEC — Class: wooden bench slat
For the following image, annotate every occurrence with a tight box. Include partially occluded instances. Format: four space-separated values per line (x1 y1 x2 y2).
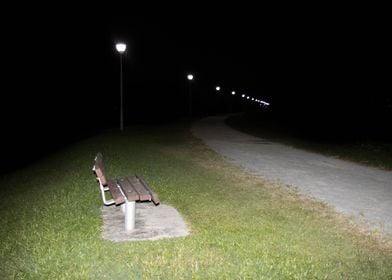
117 177 140 201
137 175 160 205
126 176 151 201
107 179 126 205
94 153 107 185
94 167 107 186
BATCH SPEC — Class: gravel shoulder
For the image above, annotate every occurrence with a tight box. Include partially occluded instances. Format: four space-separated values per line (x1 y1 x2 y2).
192 116 392 234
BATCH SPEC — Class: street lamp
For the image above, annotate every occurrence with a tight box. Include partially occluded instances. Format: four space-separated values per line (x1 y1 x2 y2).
187 74 194 117
115 42 126 131
215 86 221 92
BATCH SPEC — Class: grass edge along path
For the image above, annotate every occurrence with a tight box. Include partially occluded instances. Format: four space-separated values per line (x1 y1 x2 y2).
0 123 391 279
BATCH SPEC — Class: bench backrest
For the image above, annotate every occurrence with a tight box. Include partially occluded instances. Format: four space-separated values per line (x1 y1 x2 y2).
93 153 108 185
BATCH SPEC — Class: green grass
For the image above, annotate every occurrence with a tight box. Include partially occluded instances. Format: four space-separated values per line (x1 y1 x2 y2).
0 123 391 279
226 113 392 171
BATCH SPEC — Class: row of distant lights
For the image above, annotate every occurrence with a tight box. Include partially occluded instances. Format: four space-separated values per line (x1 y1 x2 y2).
187 74 270 107
217 86 270 106
113 46 271 108
114 46 270 108
187 75 270 107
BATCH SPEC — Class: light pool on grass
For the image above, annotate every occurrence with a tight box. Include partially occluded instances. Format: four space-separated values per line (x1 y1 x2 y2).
0 123 391 279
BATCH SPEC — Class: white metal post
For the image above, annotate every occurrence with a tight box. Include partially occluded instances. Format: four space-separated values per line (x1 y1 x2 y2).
120 53 123 132
115 42 126 132
189 81 192 117
124 200 136 231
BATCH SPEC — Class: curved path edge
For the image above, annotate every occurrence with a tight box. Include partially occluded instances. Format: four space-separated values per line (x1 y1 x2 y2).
192 116 392 234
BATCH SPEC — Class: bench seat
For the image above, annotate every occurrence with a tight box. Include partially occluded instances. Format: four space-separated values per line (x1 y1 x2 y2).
117 176 160 205
92 153 160 231
107 179 125 205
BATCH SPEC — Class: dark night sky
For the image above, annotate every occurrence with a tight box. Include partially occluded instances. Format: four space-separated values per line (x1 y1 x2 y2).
1 6 390 173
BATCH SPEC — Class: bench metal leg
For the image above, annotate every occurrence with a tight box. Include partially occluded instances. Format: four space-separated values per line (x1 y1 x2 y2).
124 200 136 231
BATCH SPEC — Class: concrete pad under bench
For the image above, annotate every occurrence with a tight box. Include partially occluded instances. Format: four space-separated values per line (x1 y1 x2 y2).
102 203 190 242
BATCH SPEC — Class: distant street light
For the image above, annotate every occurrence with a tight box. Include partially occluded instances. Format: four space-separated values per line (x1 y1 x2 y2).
215 86 221 92
115 42 126 131
231 91 236 95
187 74 194 117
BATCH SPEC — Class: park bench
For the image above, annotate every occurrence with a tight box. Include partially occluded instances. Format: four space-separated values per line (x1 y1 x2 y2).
92 153 160 231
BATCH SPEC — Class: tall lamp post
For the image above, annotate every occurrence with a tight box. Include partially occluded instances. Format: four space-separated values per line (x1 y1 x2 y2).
215 86 221 114
187 74 194 117
115 42 126 131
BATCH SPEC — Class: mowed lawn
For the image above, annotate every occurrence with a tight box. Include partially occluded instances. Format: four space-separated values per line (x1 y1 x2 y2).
0 123 391 279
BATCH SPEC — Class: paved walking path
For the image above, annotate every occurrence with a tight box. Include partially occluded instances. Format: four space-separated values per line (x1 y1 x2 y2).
192 116 392 234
